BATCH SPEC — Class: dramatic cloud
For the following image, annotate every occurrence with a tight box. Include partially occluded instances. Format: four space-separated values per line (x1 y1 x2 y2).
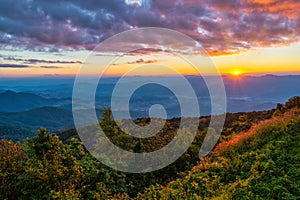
39 66 64 69
0 64 30 68
4 57 82 64
126 58 158 65
111 58 158 66
0 0 299 55
243 0 300 18
0 63 64 69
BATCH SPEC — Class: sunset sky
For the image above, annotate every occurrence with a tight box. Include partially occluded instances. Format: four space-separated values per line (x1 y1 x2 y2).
0 0 299 77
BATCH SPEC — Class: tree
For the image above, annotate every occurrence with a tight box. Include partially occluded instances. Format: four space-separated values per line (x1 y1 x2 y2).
284 96 300 110
0 140 27 199
19 128 85 199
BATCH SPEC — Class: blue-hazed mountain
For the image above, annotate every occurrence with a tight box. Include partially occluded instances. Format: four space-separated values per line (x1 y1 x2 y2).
0 125 36 141
0 75 299 141
0 107 74 138
0 90 71 112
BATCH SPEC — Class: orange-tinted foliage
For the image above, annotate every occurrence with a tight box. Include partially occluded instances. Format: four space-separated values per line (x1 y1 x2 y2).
213 108 300 156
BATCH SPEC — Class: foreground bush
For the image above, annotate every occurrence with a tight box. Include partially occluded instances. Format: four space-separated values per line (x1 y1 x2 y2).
140 109 300 199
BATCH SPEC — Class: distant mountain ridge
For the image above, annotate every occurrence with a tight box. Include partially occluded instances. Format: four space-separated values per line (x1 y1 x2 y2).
0 75 299 141
0 90 70 112
0 106 74 132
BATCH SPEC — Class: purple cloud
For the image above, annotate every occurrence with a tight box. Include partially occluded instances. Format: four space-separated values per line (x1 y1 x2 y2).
39 66 64 69
4 57 82 64
0 63 30 68
0 0 299 55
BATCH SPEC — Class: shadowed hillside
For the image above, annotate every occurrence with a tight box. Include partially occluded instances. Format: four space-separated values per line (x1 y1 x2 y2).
0 90 66 112
0 97 299 199
0 107 74 140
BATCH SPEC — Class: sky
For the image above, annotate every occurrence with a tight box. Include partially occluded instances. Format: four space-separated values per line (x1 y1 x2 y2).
0 0 299 77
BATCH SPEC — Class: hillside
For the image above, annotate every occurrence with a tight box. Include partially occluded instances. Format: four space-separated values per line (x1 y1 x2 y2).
59 108 275 144
0 125 36 141
0 90 64 112
140 109 300 199
0 97 299 199
0 107 74 135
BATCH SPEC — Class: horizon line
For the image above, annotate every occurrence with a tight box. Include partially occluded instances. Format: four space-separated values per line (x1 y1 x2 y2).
1 71 300 78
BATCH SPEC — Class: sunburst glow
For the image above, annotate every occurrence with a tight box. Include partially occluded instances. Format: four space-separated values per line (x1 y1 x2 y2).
232 69 242 76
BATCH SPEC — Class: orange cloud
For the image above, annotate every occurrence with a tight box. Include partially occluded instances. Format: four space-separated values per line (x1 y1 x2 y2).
249 0 277 4
244 0 300 18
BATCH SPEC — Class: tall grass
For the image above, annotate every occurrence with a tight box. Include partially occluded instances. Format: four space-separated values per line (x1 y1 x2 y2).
213 108 300 157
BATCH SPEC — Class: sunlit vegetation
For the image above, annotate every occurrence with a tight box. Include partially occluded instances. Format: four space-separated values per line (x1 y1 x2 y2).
0 96 299 199
141 108 300 199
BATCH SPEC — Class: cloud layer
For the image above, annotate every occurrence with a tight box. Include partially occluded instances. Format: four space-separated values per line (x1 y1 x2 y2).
4 57 82 64
0 63 63 69
0 0 299 55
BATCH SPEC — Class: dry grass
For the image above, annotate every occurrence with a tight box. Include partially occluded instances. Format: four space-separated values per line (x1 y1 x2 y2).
213 108 300 157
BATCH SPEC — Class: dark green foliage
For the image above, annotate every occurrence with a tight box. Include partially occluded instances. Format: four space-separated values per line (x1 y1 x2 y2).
0 140 27 199
0 125 36 141
285 96 300 110
16 128 84 199
1 97 299 199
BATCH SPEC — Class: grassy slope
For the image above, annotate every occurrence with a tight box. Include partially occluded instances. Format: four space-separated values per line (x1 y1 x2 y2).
140 109 300 200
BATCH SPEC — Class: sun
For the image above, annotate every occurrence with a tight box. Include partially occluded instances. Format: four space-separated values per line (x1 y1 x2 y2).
232 69 242 76
233 70 240 76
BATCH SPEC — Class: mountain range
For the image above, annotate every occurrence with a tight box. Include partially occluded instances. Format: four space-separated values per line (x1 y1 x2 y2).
0 75 299 140
0 90 71 112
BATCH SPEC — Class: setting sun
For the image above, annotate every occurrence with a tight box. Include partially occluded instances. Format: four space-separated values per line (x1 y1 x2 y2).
232 69 241 76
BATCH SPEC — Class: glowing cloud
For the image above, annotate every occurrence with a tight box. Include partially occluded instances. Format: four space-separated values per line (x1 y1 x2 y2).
125 0 142 7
